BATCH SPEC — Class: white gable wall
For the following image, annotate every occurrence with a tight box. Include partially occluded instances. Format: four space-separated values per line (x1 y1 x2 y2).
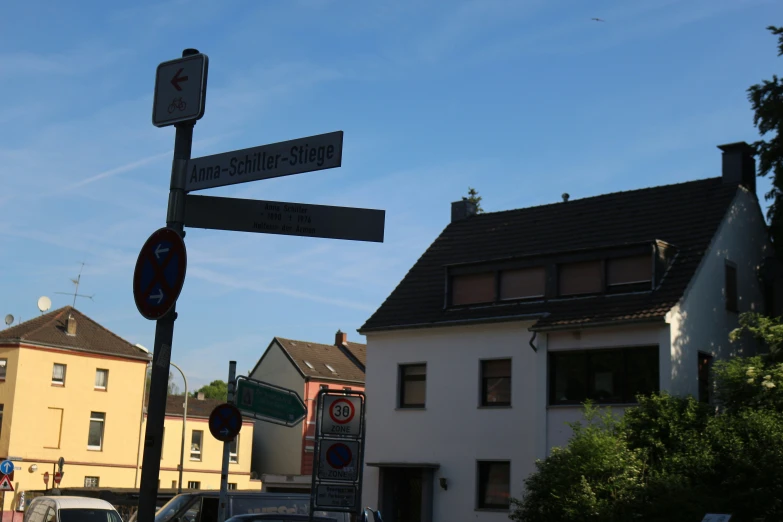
666 188 770 397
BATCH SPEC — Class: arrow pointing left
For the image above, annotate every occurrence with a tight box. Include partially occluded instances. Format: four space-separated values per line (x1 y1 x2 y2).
155 244 170 259
171 68 189 91
149 289 164 304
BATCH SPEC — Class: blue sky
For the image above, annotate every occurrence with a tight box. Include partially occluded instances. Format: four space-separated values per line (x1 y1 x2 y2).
0 0 779 390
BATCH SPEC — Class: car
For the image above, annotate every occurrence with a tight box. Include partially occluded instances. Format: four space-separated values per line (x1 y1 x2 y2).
153 491 349 522
24 496 123 522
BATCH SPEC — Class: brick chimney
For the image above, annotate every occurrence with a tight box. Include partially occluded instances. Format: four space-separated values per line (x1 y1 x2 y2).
718 142 756 194
66 314 77 336
197 392 205 400
451 198 477 223
335 329 347 346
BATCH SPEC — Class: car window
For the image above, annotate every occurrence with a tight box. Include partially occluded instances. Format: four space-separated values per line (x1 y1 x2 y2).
45 508 55 522
155 495 195 522
58 509 122 522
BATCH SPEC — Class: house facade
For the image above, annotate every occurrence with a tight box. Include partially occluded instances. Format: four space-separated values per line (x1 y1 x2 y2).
141 394 255 491
248 331 365 492
0 307 149 516
358 143 773 522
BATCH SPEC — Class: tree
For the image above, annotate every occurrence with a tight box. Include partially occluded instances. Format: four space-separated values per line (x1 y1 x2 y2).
193 380 228 401
143 367 180 395
729 312 783 362
466 187 484 213
748 26 783 249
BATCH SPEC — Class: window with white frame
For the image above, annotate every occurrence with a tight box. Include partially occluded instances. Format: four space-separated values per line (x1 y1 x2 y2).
0 359 7 380
190 430 203 461
187 481 201 490
52 363 66 385
227 483 237 491
84 476 99 487
87 412 105 450
229 436 239 463
95 369 108 390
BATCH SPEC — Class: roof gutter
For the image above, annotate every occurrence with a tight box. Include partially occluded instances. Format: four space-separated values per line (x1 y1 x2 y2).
304 376 366 386
529 316 664 333
358 313 547 335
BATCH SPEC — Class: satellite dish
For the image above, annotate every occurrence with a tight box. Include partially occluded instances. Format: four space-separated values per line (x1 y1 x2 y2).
38 296 52 313
4 314 13 326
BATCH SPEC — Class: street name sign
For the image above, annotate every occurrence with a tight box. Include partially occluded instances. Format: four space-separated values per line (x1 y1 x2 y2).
235 377 307 427
315 484 358 509
133 227 187 320
320 395 363 438
185 131 343 192
184 195 385 243
153 53 209 127
208 403 243 442
318 440 360 481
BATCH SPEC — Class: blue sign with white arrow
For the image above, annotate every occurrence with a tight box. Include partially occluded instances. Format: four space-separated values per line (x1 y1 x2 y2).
209 403 243 442
0 460 14 475
133 227 187 320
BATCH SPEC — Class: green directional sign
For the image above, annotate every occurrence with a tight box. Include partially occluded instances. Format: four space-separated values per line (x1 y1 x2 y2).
235 377 307 427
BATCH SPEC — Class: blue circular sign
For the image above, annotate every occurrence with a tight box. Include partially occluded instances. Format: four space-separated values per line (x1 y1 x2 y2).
326 443 353 470
209 403 243 442
133 227 187 320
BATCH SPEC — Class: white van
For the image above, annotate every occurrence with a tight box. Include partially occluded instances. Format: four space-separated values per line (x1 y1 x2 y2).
23 496 122 522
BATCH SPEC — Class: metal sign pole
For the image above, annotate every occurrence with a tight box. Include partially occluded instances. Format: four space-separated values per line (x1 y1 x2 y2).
217 361 236 522
136 48 198 522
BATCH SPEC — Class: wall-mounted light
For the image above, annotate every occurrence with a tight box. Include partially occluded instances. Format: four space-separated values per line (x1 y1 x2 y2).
28 464 38 473
439 477 448 491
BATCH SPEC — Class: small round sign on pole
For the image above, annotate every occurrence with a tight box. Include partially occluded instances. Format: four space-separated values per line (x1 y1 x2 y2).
208 403 243 442
133 227 187 321
329 398 355 425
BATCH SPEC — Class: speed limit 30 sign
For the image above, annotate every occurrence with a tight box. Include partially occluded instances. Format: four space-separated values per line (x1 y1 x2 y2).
320 395 363 437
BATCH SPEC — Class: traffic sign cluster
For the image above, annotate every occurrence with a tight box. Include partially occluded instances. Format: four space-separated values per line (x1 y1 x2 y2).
310 390 366 514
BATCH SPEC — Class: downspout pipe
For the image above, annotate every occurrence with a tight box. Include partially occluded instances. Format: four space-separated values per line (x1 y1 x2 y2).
529 331 537 352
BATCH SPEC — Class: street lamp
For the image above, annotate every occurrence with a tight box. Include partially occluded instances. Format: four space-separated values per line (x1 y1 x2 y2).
169 362 188 494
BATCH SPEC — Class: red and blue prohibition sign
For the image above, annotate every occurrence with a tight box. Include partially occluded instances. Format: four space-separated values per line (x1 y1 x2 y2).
326 443 353 470
133 227 187 320
209 403 243 442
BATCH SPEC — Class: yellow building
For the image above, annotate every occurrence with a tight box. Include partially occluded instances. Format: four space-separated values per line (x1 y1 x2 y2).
0 306 149 512
144 395 256 491
0 306 258 517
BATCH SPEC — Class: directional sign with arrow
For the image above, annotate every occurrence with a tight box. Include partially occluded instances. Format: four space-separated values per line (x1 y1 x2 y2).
208 403 243 442
133 227 187 320
152 53 208 127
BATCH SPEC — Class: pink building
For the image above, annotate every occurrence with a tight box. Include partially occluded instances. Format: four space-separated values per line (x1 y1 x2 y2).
248 331 365 492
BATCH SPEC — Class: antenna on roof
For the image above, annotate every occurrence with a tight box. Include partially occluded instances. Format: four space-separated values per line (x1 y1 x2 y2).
4 315 13 327
562 193 570 202
55 262 94 308
38 296 52 314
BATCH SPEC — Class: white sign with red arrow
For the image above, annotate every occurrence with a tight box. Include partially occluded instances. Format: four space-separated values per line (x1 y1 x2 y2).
152 52 209 128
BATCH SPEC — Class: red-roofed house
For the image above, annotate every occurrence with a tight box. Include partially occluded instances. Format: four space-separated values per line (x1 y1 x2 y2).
247 331 365 492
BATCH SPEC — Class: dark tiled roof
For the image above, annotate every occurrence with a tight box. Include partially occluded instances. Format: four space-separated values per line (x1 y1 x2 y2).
361 178 743 332
275 337 366 383
341 342 366 369
0 306 149 360
163 394 223 418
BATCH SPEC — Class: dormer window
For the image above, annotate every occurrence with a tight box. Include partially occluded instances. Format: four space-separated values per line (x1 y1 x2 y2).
558 261 602 296
500 267 545 300
607 256 652 291
451 273 495 305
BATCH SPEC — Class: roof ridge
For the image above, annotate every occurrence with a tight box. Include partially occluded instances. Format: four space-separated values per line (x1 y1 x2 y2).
69 307 139 352
470 176 722 220
276 336 366 349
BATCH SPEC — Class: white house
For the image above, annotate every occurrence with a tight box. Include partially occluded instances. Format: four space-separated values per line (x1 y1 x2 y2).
357 142 774 522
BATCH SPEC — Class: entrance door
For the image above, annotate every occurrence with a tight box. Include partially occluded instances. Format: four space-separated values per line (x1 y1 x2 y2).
380 467 432 522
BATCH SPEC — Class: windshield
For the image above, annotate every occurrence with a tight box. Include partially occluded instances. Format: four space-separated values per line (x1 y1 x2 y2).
59 509 122 522
154 495 195 522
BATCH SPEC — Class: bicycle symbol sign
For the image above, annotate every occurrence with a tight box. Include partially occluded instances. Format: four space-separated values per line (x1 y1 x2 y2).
168 97 187 114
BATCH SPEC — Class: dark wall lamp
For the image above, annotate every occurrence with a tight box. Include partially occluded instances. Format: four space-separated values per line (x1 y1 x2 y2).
439 477 448 491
